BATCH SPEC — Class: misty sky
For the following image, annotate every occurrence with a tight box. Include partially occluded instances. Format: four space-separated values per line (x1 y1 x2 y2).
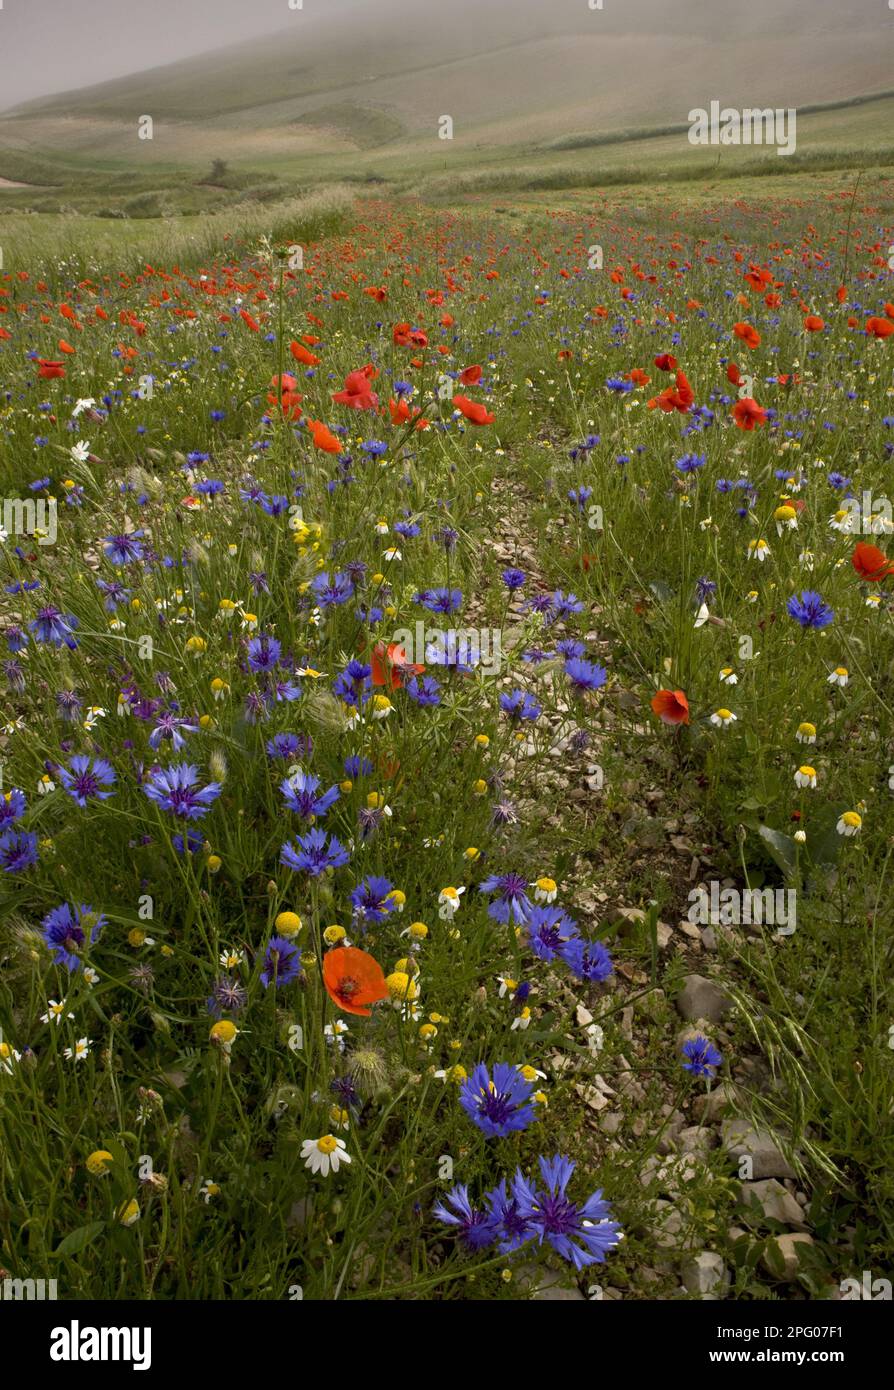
0 0 297 109
0 0 880 112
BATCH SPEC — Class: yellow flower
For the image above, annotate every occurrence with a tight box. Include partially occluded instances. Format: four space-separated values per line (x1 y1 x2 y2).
419 1023 438 1042
276 911 303 937
86 1150 114 1176
385 971 419 1003
407 921 428 941
474 734 490 749
185 636 207 655
210 1020 238 1051
207 854 222 874
473 778 487 795
127 928 146 948
117 1198 140 1227
323 925 346 945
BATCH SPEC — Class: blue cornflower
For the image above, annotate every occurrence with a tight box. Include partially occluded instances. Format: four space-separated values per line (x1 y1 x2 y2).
0 788 26 829
546 589 584 622
281 828 350 876
406 674 441 707
499 689 541 722
280 770 340 820
478 872 533 925
681 1034 723 1077
511 1155 622 1270
266 733 310 761
29 606 79 649
483 1179 533 1252
417 587 463 615
259 935 302 989
524 905 580 962
432 1185 500 1251
143 763 221 819
459 1062 538 1139
246 634 282 673
560 937 614 983
0 829 39 872
332 660 372 708
350 875 397 926
57 755 117 808
343 755 374 778
675 453 706 474
564 657 607 694
501 568 526 591
787 590 834 629
41 902 106 972
103 532 145 566
148 712 198 752
311 571 354 607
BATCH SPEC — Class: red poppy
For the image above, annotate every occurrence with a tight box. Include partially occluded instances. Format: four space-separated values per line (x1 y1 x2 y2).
651 689 690 725
648 369 694 415
323 945 388 1017
726 362 743 386
370 641 424 690
629 367 651 386
733 321 761 349
851 541 894 582
459 365 482 386
37 359 65 379
654 352 677 371
453 394 495 425
307 419 341 453
732 397 767 430
803 315 824 332
333 367 379 411
866 316 894 339
290 340 320 366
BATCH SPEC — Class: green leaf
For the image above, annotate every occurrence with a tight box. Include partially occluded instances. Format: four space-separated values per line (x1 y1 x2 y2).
757 825 797 879
52 1221 105 1259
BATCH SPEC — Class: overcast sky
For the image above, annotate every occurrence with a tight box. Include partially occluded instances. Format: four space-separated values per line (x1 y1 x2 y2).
0 0 877 112
0 0 298 109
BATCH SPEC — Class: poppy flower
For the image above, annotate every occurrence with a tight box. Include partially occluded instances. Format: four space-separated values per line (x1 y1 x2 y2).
239 310 261 332
866 316 894 339
648 369 694 415
654 352 677 371
459 365 483 386
37 360 65 379
852 541 894 582
453 395 495 426
323 945 388 1017
370 641 424 690
307 419 341 453
726 362 743 386
290 340 320 366
803 315 824 332
733 321 761 349
629 367 651 386
58 339 76 355
651 689 690 725
732 397 767 430
333 367 379 411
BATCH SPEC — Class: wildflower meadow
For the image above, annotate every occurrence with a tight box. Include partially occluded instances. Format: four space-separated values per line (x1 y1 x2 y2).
0 0 893 1337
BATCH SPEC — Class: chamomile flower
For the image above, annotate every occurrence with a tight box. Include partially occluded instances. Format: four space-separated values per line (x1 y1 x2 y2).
794 765 817 790
827 666 849 687
533 877 558 904
64 1036 92 1062
719 667 738 685
795 721 816 744
300 1134 351 1177
710 708 737 727
40 998 74 1026
747 538 771 561
438 886 465 920
219 947 244 969
0 1041 22 1074
200 1179 221 1203
837 811 862 837
774 504 798 534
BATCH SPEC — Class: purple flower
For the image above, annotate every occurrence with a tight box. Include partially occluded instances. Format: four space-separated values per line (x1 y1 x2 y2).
460 1062 538 1139
0 788 26 830
432 1185 500 1250
499 689 541 722
280 770 339 820
511 1154 621 1270
564 657 607 694
29 606 79 649
524 905 579 962
478 872 533 925
57 755 117 808
259 935 302 989
0 829 39 872
787 591 834 630
560 937 613 983
41 902 106 972
349 875 396 927
280 828 350 876
143 763 221 819
681 1034 723 1077
247 634 282 673
148 712 198 752
103 531 145 565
